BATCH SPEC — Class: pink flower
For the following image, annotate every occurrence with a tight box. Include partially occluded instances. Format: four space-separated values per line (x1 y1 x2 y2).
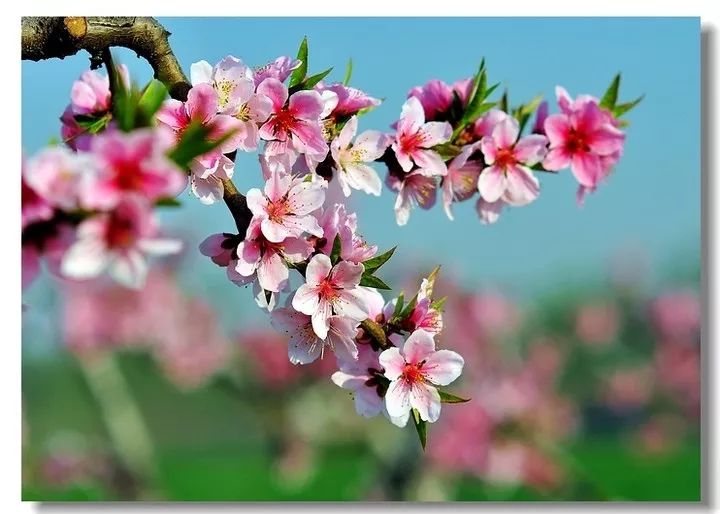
191 56 273 151
81 128 186 210
330 116 389 197
246 169 325 243
22 165 54 229
532 101 549 135
253 56 302 86
24 146 94 211
575 301 620 346
475 197 504 225
234 218 313 292
649 291 701 344
442 144 482 220
331 343 388 417
291 254 369 339
389 168 438 226
478 117 547 206
407 78 471 121
189 154 235 205
69 69 112 115
199 233 238 267
543 89 625 188
380 329 464 425
271 307 360 364
60 196 181 288
156 83 244 168
473 109 509 139
315 204 377 264
257 78 328 157
316 82 381 119
391 97 452 173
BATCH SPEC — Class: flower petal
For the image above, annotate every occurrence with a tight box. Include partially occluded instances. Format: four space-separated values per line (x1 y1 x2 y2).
422 349 464 386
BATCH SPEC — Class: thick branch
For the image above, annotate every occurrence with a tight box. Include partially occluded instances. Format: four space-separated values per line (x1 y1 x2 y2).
21 16 252 236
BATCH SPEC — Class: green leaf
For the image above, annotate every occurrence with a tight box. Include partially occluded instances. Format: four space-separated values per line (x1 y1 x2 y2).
613 94 644 118
362 246 396 274
137 79 168 124
168 121 239 170
600 73 621 111
452 60 500 141
399 293 418 320
289 37 308 88
499 90 509 113
74 114 111 135
392 292 405 320
300 67 333 90
155 197 182 208
359 275 392 290
343 58 353 86
330 234 342 265
412 408 427 450
438 390 471 404
430 296 447 312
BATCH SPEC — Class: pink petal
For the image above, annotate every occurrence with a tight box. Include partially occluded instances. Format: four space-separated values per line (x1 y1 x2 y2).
503 165 540 207
327 316 360 362
292 283 320 315
418 121 452 147
542 147 571 171
571 152 602 188
336 115 357 150
235 240 260 276
257 250 289 292
331 260 364 289
480 136 498 164
305 254 332 286
290 120 328 156
335 288 370 320
543 114 572 146
187 83 219 124
286 181 325 215
410 382 442 423
555 85 573 114
477 165 506 202
198 233 227 257
397 96 425 135
344 163 382 196
402 329 436 364
311 299 332 339
379 348 407 380
422 349 464 386
264 170 291 202
588 124 625 155
514 134 549 166
353 130 389 162
384 378 412 418
492 117 520 148
289 90 324 121
260 218 291 243
256 78 288 110
412 149 448 176
476 197 504 225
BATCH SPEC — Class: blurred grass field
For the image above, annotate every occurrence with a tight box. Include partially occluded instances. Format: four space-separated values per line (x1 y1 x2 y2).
22 351 700 502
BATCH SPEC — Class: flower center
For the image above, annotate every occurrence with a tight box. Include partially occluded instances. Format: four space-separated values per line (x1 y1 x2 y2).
216 80 233 110
104 213 136 249
112 160 145 191
270 109 297 136
400 131 426 154
265 199 291 222
565 130 590 154
235 103 251 121
494 147 517 170
317 278 340 301
402 362 425 384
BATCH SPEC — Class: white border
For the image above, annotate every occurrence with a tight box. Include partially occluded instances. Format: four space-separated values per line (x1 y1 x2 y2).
5 1 720 512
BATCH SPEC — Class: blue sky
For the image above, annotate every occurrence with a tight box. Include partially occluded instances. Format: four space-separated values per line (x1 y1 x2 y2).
21 17 700 333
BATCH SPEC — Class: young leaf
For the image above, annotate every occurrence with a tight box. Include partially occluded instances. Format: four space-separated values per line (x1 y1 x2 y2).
438 390 471 404
499 90 509 113
168 121 238 170
612 94 644 118
300 67 333 90
412 408 427 451
362 246 396 274
137 79 168 124
289 37 309 88
359 274 392 290
330 234 342 265
155 197 182 208
392 292 405 320
599 73 621 111
343 58 353 86
430 296 447 312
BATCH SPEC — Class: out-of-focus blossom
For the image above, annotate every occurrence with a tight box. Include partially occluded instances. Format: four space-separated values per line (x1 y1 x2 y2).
24 146 94 211
476 197 505 225
61 196 181 288
649 291 701 344
21 169 54 230
575 301 620 346
599 366 654 411
80 128 185 210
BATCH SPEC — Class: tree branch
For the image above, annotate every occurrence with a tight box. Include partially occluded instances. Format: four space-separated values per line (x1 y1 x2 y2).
21 16 252 236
